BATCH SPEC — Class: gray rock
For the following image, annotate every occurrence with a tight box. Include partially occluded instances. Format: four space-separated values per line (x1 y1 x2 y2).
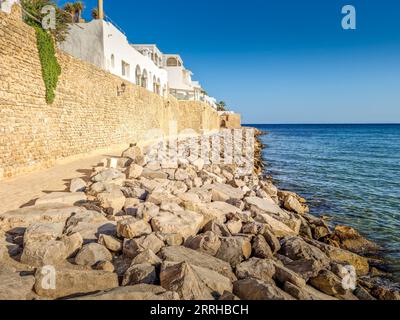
98 234 122 252
151 210 203 241
273 262 306 288
160 262 214 300
117 218 152 239
69 178 87 192
0 272 35 300
236 258 276 282
72 284 179 300
34 268 119 299
97 189 126 215
158 246 236 281
75 243 112 267
92 168 125 183
252 234 273 259
233 278 295 300
185 231 221 256
123 233 165 258
35 192 87 206
216 236 252 267
122 263 157 286
211 183 245 202
132 249 162 266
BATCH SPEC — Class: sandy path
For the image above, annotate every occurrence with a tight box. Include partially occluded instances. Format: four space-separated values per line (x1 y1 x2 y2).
0 148 125 214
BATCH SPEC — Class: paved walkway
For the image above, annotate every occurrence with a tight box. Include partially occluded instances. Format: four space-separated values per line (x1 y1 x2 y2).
0 148 124 214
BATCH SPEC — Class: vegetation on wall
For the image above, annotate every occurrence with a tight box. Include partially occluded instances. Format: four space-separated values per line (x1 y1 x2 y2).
217 101 227 112
21 0 69 104
34 25 61 104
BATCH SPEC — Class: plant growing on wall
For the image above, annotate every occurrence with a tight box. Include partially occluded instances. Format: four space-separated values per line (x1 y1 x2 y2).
34 25 61 104
217 101 227 112
21 0 69 104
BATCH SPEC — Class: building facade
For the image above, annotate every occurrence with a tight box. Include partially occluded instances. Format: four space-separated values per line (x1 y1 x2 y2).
59 20 169 96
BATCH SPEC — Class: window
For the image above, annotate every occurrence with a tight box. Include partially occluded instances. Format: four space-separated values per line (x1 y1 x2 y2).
135 65 141 86
167 57 178 67
110 54 115 69
141 69 148 89
122 61 130 78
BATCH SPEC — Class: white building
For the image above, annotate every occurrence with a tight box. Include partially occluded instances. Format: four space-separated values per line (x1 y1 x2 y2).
163 54 217 109
59 19 168 96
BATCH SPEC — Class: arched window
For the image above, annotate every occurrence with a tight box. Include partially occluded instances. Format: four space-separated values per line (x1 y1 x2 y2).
141 69 148 89
135 65 141 86
156 78 161 95
167 57 178 67
153 76 157 93
110 54 115 69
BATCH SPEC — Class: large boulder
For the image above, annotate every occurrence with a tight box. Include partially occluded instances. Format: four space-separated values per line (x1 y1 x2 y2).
309 270 347 297
117 218 152 239
21 239 68 267
233 278 295 300
235 258 276 283
254 213 298 237
92 168 125 183
72 284 179 300
252 234 273 259
273 262 306 288
160 261 233 300
0 270 35 300
122 263 158 286
279 237 331 279
158 246 236 281
188 201 241 226
123 233 165 258
75 243 112 267
216 236 252 267
305 238 370 276
211 183 245 202
69 178 87 193
132 249 162 266
97 189 126 215
245 196 288 219
160 262 214 300
184 231 221 256
35 192 86 206
98 234 122 252
0 205 85 230
23 222 64 245
34 268 119 299
151 210 203 241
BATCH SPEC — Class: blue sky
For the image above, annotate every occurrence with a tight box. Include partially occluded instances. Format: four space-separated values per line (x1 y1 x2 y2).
57 0 400 124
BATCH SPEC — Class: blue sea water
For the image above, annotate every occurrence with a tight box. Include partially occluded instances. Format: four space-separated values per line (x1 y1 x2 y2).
249 124 400 277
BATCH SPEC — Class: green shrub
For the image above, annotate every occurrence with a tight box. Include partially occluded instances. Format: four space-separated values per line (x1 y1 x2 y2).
34 25 61 104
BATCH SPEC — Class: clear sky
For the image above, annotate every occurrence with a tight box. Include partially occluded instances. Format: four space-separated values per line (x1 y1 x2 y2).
57 0 400 124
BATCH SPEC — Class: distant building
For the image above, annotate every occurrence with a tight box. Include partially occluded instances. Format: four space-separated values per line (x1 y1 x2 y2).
59 20 169 96
163 54 217 109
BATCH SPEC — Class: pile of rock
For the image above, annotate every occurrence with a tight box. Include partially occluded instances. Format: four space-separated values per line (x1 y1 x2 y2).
0 129 398 300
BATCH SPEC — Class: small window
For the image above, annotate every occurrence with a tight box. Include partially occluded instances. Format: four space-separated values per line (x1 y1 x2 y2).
122 61 130 78
167 57 178 67
110 54 115 68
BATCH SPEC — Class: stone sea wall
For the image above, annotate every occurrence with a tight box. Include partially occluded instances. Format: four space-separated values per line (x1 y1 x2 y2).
0 6 221 180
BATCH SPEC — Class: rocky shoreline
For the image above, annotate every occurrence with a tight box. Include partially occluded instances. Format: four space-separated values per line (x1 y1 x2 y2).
0 128 399 300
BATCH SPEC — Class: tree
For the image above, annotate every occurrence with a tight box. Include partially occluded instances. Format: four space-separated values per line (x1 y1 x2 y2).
63 2 75 20
217 101 227 112
72 1 84 22
21 0 72 43
91 7 99 20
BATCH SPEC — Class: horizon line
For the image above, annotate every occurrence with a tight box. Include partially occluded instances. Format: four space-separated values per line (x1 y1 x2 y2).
243 123 400 125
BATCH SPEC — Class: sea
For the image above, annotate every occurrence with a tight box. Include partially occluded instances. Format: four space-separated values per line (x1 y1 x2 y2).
248 124 400 278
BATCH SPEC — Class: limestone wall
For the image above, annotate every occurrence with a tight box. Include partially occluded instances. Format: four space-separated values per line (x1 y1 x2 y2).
0 6 223 180
220 113 242 129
